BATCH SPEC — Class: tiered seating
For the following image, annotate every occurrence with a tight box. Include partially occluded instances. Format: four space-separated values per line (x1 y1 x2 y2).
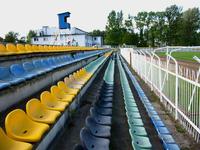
0 43 103 55
117 56 152 150
0 50 105 90
120 55 180 150
0 52 111 150
77 58 115 150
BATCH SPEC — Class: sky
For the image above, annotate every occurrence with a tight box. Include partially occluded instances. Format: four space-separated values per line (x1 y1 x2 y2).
0 0 199 37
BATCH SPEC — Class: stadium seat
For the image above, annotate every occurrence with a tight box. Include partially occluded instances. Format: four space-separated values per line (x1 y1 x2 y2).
6 44 19 53
85 117 111 138
32 60 52 72
26 98 61 124
80 128 109 150
5 109 49 142
129 126 147 137
0 67 25 84
57 81 79 95
50 86 74 103
0 128 33 150
0 81 11 90
22 62 43 75
64 77 82 89
0 44 7 54
40 91 68 111
10 64 36 80
90 108 112 125
131 135 152 150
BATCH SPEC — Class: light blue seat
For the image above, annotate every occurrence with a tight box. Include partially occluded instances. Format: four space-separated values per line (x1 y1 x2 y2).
10 64 36 80
0 67 25 85
33 60 51 72
23 62 43 75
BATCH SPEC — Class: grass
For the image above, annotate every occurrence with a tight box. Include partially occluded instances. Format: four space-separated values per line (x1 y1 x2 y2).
157 52 200 62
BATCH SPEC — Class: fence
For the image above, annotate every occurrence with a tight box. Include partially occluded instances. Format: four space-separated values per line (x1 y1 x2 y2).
120 47 200 142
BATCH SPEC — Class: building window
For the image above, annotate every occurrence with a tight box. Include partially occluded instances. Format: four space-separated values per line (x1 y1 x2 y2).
94 37 97 40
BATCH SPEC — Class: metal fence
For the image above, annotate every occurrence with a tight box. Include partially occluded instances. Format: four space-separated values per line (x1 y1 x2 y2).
121 47 200 142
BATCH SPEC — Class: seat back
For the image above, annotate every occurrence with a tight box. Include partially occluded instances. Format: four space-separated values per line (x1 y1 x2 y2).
26 98 44 118
23 62 35 72
6 44 18 53
51 85 65 98
0 44 7 53
41 91 57 105
16 44 26 53
0 67 12 80
10 64 26 77
57 81 68 92
33 60 43 69
5 109 31 138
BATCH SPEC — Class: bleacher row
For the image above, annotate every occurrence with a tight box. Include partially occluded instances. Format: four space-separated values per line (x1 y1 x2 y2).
0 50 104 90
0 44 102 55
117 55 152 150
0 51 112 150
75 58 115 150
120 55 180 150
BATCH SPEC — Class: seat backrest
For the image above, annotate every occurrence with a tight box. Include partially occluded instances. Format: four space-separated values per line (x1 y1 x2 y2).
51 85 65 98
6 44 18 53
5 109 30 137
57 81 68 91
0 67 12 80
23 62 35 72
16 44 26 53
40 91 57 104
0 44 7 53
10 64 25 76
33 60 43 68
26 98 44 117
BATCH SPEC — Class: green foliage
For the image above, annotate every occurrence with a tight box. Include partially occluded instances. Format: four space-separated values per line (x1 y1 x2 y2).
4 31 19 43
105 5 200 47
27 30 37 44
0 36 3 42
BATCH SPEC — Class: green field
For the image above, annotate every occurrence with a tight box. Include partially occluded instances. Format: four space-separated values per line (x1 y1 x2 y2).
157 52 200 61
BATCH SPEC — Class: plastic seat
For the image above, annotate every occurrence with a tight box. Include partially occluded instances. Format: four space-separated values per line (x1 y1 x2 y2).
80 128 110 150
51 85 74 103
125 106 139 112
33 60 51 72
22 62 43 75
0 128 33 150
5 109 49 142
95 106 112 116
90 108 112 125
10 64 35 80
85 117 111 138
126 112 141 119
99 97 112 102
129 126 147 137
132 135 152 150
97 101 112 108
128 118 144 127
40 91 68 111
64 77 82 89
0 67 25 84
57 81 79 95
26 98 61 124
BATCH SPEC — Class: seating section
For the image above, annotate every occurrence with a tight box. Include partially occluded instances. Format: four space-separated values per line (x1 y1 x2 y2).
117 56 152 150
77 58 115 150
0 43 103 55
0 50 106 90
120 55 180 150
0 51 111 150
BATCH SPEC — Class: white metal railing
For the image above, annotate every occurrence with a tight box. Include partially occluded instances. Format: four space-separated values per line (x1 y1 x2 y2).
120 47 200 142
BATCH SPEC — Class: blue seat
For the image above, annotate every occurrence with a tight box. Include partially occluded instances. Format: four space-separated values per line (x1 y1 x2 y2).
90 108 112 125
23 62 43 75
85 117 111 138
10 64 36 80
0 67 25 85
33 60 51 72
95 106 112 116
80 128 109 150
164 143 180 150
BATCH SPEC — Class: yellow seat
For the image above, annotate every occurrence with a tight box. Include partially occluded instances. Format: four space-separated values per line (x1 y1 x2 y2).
50 86 74 103
40 91 68 111
69 74 85 85
64 77 82 89
6 44 20 54
26 98 61 124
57 81 79 95
5 109 49 142
0 127 32 150
0 44 8 55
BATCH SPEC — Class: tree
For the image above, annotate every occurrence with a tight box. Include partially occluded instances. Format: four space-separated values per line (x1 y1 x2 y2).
180 8 200 46
165 5 182 45
4 31 19 43
0 36 3 42
27 30 37 44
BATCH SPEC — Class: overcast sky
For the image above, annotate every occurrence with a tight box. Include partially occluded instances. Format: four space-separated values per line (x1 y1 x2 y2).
0 0 199 37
